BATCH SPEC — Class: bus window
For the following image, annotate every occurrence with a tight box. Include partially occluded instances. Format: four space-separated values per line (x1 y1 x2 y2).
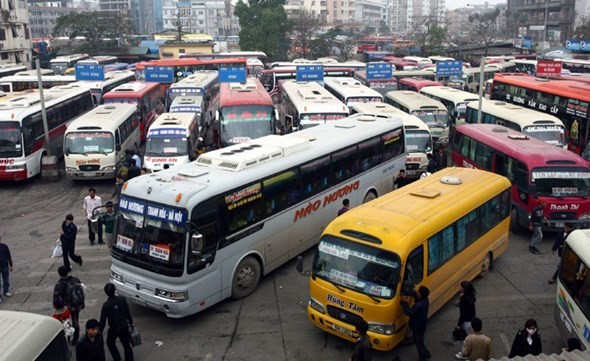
263 169 299 215
301 156 331 196
332 147 359 183
189 200 219 273
404 246 424 285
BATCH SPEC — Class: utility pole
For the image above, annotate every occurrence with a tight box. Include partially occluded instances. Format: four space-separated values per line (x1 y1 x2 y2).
541 0 549 57
35 59 50 157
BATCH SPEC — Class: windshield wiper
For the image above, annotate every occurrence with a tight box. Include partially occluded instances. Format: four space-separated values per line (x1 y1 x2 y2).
361 292 381 304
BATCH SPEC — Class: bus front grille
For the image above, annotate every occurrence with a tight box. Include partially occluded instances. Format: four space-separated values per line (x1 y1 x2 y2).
79 165 100 171
327 305 363 326
549 212 576 220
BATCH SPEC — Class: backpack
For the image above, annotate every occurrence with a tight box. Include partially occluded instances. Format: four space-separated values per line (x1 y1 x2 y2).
66 277 85 310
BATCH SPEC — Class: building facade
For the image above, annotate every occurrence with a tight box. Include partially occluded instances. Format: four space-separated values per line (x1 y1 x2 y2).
161 0 238 38
507 0 575 43
29 2 77 39
0 0 32 65
388 0 444 35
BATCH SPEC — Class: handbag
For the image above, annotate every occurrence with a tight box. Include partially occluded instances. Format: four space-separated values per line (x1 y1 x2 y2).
452 327 467 342
129 326 142 347
52 240 63 258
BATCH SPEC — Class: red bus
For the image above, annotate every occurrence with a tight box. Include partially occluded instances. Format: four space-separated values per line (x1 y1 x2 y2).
397 77 443 92
102 81 164 141
383 56 421 71
215 78 277 147
491 73 590 160
260 67 355 100
452 123 590 231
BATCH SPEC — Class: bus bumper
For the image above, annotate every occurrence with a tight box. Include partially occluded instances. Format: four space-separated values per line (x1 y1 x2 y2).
0 168 27 181
307 305 397 351
110 275 191 318
66 169 116 180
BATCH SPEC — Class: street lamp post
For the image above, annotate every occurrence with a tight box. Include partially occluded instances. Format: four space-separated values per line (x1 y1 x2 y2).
541 0 549 57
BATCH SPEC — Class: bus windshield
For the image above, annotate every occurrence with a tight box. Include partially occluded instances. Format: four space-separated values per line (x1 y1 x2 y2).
406 130 432 153
220 105 274 144
146 137 188 156
65 132 114 155
51 62 69 74
312 234 401 300
0 122 22 158
104 98 139 106
456 103 468 121
531 167 590 197
114 197 187 275
346 97 382 106
300 113 348 123
412 110 448 128
523 125 566 147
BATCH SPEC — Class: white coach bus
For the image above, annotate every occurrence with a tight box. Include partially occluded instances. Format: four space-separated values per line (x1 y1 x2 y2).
324 77 384 109
110 113 406 317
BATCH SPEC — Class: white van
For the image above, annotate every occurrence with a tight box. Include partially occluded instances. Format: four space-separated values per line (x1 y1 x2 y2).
144 112 199 172
64 104 140 179
0 310 71 360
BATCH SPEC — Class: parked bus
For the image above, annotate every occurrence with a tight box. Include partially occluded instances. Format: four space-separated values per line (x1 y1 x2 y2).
6 69 54 77
269 61 366 72
64 104 140 180
384 57 421 71
216 78 277 147
404 56 432 66
0 74 77 93
179 51 267 64
464 99 566 148
143 112 199 172
419 86 479 128
0 84 94 181
363 51 396 63
49 53 90 75
0 63 27 79
74 70 136 106
103 81 164 141
447 67 500 92
397 77 442 92
354 71 398 95
110 113 406 318
165 70 219 112
104 62 131 72
324 77 383 109
452 124 590 230
512 59 537 74
135 58 248 84
279 80 349 131
385 91 449 143
169 96 206 131
392 70 437 82
303 167 511 351
487 61 517 73
555 229 590 350
78 55 118 66
0 310 71 360
491 73 590 161
351 102 433 178
558 59 590 74
261 67 355 98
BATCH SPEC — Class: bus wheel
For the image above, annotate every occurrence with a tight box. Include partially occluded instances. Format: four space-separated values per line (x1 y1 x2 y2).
231 256 261 299
478 253 492 278
510 208 520 233
363 191 377 203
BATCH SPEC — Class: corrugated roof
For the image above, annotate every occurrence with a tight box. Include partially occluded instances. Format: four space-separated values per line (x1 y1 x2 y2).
488 349 589 361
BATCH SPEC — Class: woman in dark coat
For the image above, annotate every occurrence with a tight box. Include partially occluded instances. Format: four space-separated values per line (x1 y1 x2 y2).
509 319 543 358
457 280 477 333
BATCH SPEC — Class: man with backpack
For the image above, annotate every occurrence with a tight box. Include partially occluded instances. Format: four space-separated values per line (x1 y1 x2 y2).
53 265 85 346
99 283 134 361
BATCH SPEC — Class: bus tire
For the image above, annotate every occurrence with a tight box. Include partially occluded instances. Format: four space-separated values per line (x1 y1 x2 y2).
510 208 520 233
478 253 492 278
231 256 261 299
37 152 47 179
363 191 377 203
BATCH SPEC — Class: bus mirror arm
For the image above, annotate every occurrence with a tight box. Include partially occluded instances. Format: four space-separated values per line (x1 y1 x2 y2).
116 144 121 152
65 147 70 156
190 233 204 255
296 255 311 277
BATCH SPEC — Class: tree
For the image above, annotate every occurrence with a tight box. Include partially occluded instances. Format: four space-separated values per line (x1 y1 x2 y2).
574 16 590 39
235 0 291 61
468 8 501 56
505 11 527 41
290 9 320 59
53 11 132 52
408 16 447 56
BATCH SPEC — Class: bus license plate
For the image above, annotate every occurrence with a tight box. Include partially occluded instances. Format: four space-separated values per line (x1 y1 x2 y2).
331 323 352 336
555 222 564 228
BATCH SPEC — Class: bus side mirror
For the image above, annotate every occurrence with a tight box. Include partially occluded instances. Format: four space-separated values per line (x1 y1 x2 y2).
215 111 219 122
65 147 70 156
191 233 204 255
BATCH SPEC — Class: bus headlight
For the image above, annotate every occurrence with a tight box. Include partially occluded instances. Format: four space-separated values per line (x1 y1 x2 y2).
66 167 77 172
368 322 395 335
111 271 123 283
6 164 25 171
102 166 115 171
309 297 325 314
155 288 188 302
578 212 590 220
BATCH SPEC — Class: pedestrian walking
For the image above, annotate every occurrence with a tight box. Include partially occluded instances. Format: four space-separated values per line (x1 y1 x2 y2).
394 169 412 189
112 175 124 202
426 153 436 174
76 319 106 361
349 320 372 361
529 201 549 254
99 201 116 249
83 188 103 245
509 319 543 358
338 199 350 216
0 235 13 302
457 317 494 361
99 283 134 361
130 149 142 169
549 222 574 284
127 159 140 179
434 146 447 171
401 285 431 361
53 266 85 346
455 280 477 358
60 214 82 269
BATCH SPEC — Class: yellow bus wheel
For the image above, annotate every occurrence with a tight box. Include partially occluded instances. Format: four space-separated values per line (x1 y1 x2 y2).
478 253 492 278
